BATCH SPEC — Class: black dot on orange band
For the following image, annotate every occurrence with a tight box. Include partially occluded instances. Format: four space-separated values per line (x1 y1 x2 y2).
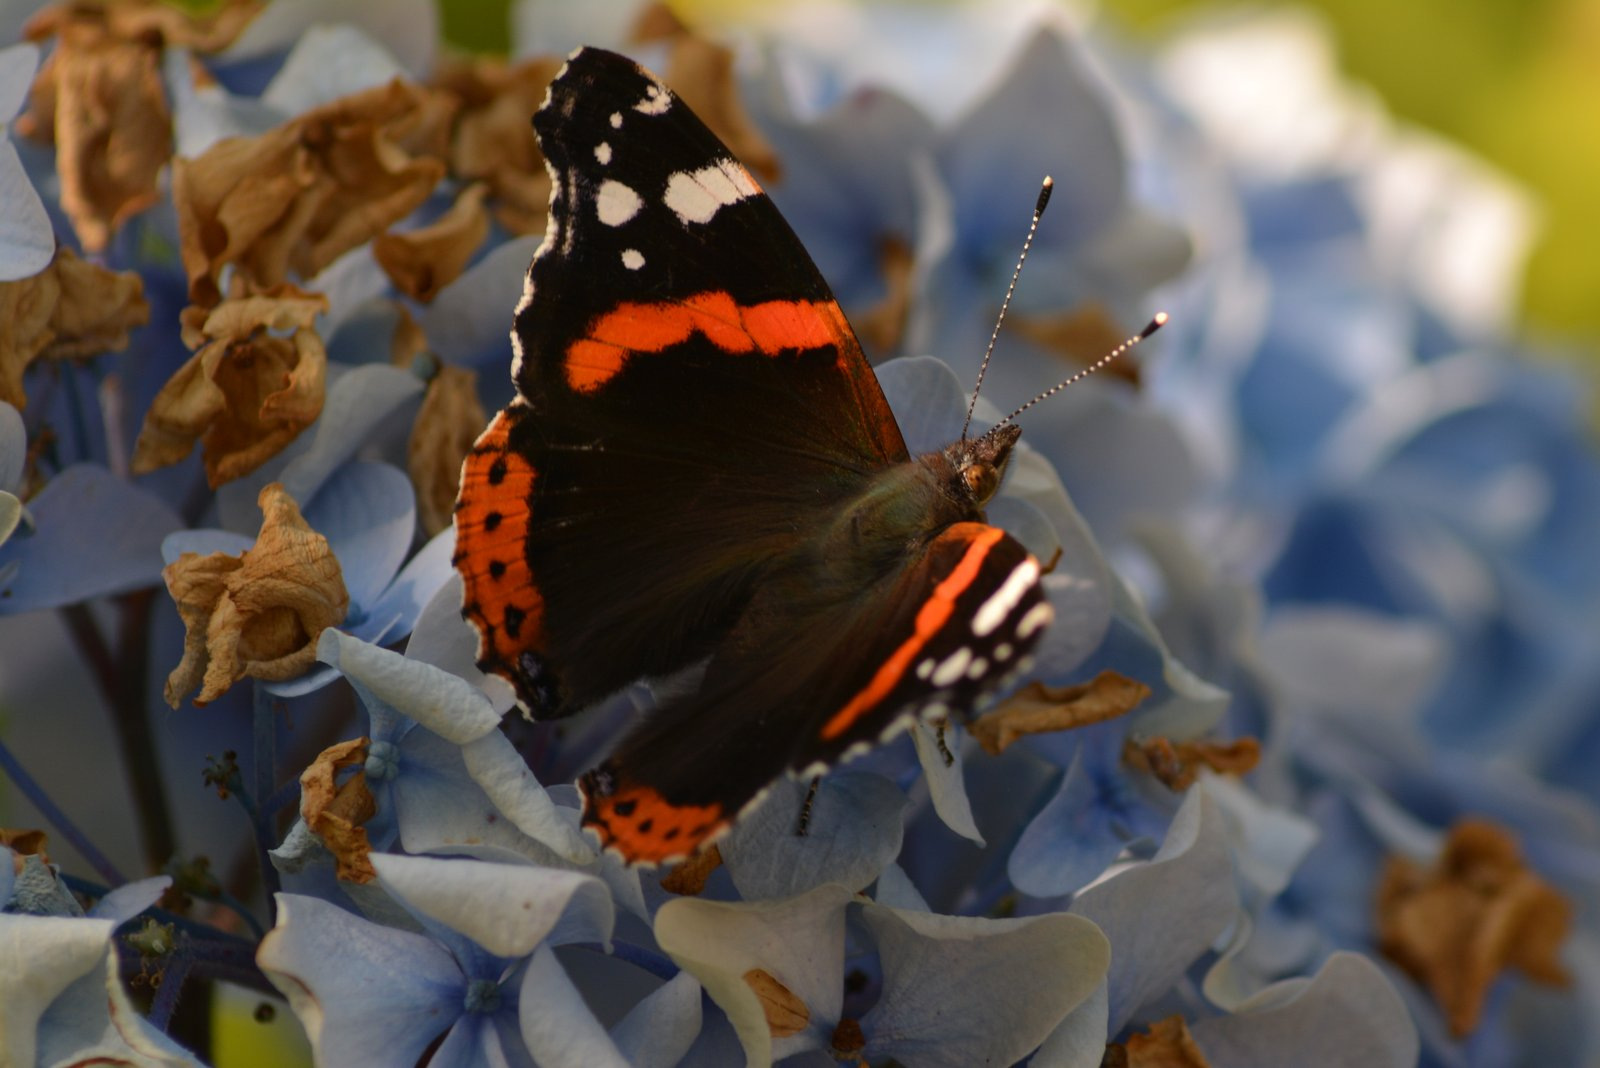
638 818 654 834
488 458 508 485
502 606 525 637
613 799 637 817
664 828 680 841
489 560 507 579
484 512 502 531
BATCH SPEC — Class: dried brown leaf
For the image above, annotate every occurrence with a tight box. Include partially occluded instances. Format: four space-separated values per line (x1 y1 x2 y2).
1119 1015 1212 1068
162 482 349 707
19 2 257 251
1124 736 1261 792
1377 818 1573 1037
660 843 723 897
132 286 328 486
300 737 377 884
744 967 809 1038
969 670 1150 756
374 183 489 302
1012 302 1144 388
0 248 148 408
1 829 50 872
408 363 485 536
173 80 450 307
629 4 780 181
432 55 560 236
854 236 914 355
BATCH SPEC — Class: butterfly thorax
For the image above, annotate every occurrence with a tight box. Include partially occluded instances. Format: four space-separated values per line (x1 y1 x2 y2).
809 425 1023 594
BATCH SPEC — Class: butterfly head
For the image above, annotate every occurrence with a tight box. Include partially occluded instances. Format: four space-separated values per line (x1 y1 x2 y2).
949 423 1022 509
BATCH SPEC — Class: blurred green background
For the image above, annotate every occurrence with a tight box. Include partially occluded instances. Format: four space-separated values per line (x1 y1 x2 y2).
441 0 1600 347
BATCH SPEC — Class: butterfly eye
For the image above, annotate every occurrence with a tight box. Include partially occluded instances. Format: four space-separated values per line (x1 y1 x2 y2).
962 461 999 504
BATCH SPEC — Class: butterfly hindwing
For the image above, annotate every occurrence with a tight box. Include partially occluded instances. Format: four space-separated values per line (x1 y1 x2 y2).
456 49 909 716
580 522 1051 864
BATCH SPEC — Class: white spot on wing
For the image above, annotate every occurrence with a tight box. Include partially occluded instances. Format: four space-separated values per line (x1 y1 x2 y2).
1017 602 1053 640
595 179 643 226
973 558 1040 637
662 159 760 225
967 657 988 680
594 142 612 165
635 81 671 115
609 111 622 129
994 643 1013 661
620 248 644 270
931 648 973 688
916 658 935 680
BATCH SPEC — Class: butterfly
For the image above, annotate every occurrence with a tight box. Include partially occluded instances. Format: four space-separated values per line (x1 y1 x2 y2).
454 47 1062 866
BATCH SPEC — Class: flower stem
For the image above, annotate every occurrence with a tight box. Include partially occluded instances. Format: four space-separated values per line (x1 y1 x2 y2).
147 949 194 1031
252 683 282 921
59 590 176 871
0 735 125 885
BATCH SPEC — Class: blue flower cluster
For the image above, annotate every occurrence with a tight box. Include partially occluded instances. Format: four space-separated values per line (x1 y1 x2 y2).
2 1 1597 1066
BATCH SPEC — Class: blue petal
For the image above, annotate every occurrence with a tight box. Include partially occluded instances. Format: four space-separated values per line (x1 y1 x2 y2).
859 902 1109 1067
1068 788 1236 1033
360 526 456 646
874 355 968 454
161 529 253 565
1190 952 1419 1068
609 971 703 1068
260 24 406 115
0 466 182 614
912 721 982 845
279 365 425 509
1009 748 1128 898
421 236 540 367
223 0 438 78
936 29 1124 255
372 854 615 957
257 893 464 1066
654 884 853 1065
0 400 23 491
517 944 630 1067
0 137 53 283
720 772 908 900
303 461 416 611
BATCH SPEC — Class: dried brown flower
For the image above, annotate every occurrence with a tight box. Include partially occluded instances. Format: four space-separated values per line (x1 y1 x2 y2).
1012 303 1144 388
854 236 915 356
0 247 148 408
300 737 377 884
660 843 723 897
172 79 451 307
162 482 349 707
373 183 489 302
408 363 485 536
744 967 809 1038
131 285 328 486
969 670 1151 756
1124 736 1261 792
1117 1015 1212 1067
18 0 261 251
1377 818 1572 1037
431 55 560 235
1 829 50 873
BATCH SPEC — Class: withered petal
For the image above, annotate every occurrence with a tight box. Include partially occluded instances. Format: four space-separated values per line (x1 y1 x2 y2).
300 737 377 884
162 483 348 708
969 670 1150 756
373 182 489 302
408 363 485 537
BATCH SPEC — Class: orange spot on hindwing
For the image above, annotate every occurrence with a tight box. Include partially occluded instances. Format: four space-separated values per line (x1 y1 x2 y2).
452 406 552 710
564 293 850 392
579 767 728 865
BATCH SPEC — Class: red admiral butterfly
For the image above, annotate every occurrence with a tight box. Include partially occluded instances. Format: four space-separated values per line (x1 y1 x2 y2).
455 48 1125 866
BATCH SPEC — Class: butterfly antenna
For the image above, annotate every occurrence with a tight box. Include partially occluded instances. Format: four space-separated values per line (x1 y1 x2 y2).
983 313 1169 437
961 176 1054 442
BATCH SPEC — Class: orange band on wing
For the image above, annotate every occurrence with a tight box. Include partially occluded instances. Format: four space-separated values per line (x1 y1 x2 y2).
582 780 727 865
453 409 545 672
821 525 1007 741
565 292 849 392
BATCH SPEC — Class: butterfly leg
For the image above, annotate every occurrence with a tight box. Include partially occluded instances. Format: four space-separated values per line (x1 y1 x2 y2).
934 719 955 767
796 776 822 837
